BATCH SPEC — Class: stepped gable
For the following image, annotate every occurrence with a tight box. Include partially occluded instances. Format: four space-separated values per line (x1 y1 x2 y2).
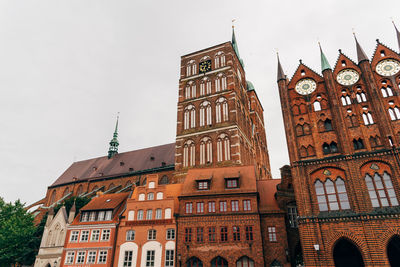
257 179 281 212
51 143 175 187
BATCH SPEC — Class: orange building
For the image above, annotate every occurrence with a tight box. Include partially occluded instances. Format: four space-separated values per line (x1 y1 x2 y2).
60 192 130 267
114 174 182 267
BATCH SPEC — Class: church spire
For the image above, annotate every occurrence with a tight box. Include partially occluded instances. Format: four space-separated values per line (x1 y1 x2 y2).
393 20 400 52
108 114 119 159
231 21 244 67
319 42 332 72
277 52 286 81
353 32 369 63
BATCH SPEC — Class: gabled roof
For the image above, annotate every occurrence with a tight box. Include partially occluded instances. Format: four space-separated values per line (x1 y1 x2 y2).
288 61 323 87
333 51 361 75
371 41 400 65
50 143 175 187
81 192 130 211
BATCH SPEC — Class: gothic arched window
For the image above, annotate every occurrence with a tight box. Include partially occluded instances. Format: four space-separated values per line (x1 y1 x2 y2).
313 101 321 111
216 97 228 123
315 177 350 211
200 137 212 165
341 95 351 106
215 51 226 69
389 107 400 121
183 140 195 167
356 92 367 103
199 101 211 127
381 86 394 98
362 112 374 125
216 134 230 162
353 138 365 150
184 105 196 130
365 172 399 208
215 74 227 92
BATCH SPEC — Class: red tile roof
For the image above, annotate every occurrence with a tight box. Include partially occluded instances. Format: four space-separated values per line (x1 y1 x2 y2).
80 192 130 211
257 179 281 212
50 143 175 187
181 166 258 196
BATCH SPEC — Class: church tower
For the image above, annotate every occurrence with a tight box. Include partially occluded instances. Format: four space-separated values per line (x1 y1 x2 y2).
277 28 400 266
174 28 271 182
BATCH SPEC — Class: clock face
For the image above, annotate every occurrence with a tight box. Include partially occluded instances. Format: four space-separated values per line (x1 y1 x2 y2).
336 69 360 86
376 59 400 77
295 79 317 95
199 60 212 73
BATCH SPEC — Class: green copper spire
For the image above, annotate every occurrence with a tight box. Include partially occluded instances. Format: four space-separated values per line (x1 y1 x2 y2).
108 114 119 159
232 24 244 67
319 42 331 72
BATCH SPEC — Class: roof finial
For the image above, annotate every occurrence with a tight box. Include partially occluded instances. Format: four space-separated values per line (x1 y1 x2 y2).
108 112 120 159
277 51 286 82
392 18 400 52
231 21 244 67
353 30 369 63
319 41 332 72
232 19 235 29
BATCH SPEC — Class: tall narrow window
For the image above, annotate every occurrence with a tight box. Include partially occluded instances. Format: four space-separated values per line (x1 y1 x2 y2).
165 250 174 267
184 105 195 130
146 209 153 220
389 107 400 120
185 202 193 214
220 227 228 242
353 138 365 150
268 227 277 242
196 227 204 243
341 96 351 106
287 205 298 228
245 226 253 241
324 119 333 131
365 172 399 208
313 101 322 111
209 227 216 242
137 210 144 220
356 92 367 103
233 226 240 241
381 86 394 98
217 134 230 162
185 228 192 242
191 83 196 98
183 140 195 167
200 80 205 96
145 250 155 267
123 251 133 267
362 112 374 125
200 137 212 164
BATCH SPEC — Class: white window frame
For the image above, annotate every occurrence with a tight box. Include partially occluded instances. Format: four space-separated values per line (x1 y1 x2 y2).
101 229 111 241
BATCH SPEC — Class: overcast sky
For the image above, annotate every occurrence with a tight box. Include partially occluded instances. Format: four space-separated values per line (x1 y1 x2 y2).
1 0 399 205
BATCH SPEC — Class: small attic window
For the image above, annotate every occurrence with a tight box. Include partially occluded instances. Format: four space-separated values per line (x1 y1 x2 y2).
129 168 134 172
317 95 322 100
380 50 385 57
347 109 352 113
341 60 346 67
120 161 124 166
150 156 155 161
301 70 305 76
226 178 239 188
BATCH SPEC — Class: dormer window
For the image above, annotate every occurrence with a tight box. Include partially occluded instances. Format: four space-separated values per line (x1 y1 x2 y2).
226 178 239 188
197 180 209 190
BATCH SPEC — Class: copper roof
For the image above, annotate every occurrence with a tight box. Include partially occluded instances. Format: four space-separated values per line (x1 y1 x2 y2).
80 192 130 211
50 143 175 187
257 179 281 212
181 166 258 196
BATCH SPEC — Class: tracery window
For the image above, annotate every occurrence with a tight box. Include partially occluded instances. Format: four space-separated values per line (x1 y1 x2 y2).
215 74 227 92
199 78 212 96
389 107 400 120
199 101 212 127
353 138 365 150
315 177 350 211
215 51 226 69
341 95 351 106
217 134 230 162
295 123 311 136
322 142 338 154
184 104 196 129
183 140 195 167
381 83 394 98
356 92 367 103
362 112 374 125
200 137 212 165
216 97 229 123
186 60 196 77
365 172 399 208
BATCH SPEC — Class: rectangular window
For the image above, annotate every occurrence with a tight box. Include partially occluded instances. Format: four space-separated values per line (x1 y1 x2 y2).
245 226 253 241
197 202 204 213
166 229 175 240
105 210 112 220
155 208 162 219
165 249 174 267
146 250 155 267
268 226 277 242
89 211 96 221
123 250 133 267
148 229 157 240
76 251 86 264
208 201 216 213
185 202 193 214
288 206 298 228
70 230 79 242
226 178 239 188
102 229 111 241
65 251 75 264
220 226 228 242
91 229 100 241
137 210 144 220
126 230 135 241
98 250 108 264
185 228 192 242
231 200 239 211
208 227 216 242
146 209 153 220
81 212 89 222
198 181 209 190
196 227 204 243
98 211 105 221
80 230 89 242
220 201 227 212
243 200 251 211
87 251 97 264
233 226 240 241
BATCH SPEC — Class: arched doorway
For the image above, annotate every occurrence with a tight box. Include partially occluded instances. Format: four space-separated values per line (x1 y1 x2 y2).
387 235 400 266
211 256 228 267
333 238 364 267
186 257 203 267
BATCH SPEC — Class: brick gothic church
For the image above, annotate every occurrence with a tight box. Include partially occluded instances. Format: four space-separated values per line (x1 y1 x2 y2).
31 24 400 267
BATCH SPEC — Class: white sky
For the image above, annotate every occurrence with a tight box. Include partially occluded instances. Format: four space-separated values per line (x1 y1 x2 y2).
0 0 399 205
